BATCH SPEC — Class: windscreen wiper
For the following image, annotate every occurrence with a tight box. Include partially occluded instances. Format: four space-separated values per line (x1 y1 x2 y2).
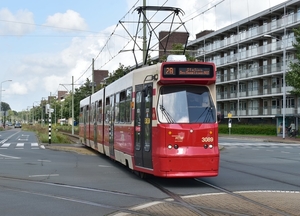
159 105 175 123
194 106 214 123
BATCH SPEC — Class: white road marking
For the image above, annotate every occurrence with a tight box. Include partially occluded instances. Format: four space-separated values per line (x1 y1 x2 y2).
0 153 21 159
38 159 51 162
1 143 10 147
28 174 59 178
98 165 111 167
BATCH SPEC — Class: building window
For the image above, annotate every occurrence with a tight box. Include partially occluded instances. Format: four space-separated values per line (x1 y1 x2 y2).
272 77 280 88
239 83 246 92
239 101 247 110
230 85 236 93
272 99 279 109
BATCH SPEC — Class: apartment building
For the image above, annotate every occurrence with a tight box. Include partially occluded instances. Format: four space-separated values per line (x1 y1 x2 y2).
187 0 300 131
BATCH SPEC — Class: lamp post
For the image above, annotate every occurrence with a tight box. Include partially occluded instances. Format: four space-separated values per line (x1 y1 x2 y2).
59 76 75 135
41 97 47 126
33 101 40 124
0 79 12 126
264 33 287 139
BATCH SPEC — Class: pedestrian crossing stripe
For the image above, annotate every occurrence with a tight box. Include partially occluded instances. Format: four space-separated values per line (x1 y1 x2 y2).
2 143 10 147
0 143 41 149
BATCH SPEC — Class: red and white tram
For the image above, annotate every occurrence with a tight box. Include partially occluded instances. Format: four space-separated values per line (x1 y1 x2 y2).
79 56 219 178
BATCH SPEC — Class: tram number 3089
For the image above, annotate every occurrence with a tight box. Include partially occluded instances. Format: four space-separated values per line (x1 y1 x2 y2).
202 137 214 142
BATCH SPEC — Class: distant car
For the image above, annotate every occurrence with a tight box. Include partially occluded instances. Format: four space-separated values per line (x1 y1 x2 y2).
6 122 12 126
14 123 22 128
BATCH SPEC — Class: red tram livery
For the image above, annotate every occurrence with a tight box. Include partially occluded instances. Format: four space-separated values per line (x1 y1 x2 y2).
79 56 219 178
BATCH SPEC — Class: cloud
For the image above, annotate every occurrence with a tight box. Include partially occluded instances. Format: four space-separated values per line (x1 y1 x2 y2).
0 8 35 35
44 10 88 32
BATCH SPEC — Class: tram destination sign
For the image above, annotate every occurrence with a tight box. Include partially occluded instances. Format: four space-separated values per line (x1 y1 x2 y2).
163 64 214 78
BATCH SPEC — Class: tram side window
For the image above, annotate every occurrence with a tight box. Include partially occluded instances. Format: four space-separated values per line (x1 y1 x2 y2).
119 91 126 123
125 88 132 123
97 100 102 123
92 102 96 123
105 97 110 123
79 107 83 124
86 105 90 123
115 93 120 123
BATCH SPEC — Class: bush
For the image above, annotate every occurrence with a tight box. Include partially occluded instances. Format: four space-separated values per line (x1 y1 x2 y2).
218 124 276 135
22 124 72 144
53 124 79 135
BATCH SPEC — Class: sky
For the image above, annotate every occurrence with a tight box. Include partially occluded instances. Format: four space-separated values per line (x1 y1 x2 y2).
0 0 288 112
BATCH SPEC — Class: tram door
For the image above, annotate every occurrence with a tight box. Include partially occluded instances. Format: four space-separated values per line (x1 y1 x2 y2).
83 105 88 144
93 102 97 150
134 84 153 169
108 95 115 157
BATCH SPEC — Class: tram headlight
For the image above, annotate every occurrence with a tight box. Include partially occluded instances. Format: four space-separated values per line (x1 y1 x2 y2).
167 144 179 149
204 144 214 149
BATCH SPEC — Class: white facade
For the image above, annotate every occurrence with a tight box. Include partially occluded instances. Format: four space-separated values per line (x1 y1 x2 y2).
187 0 300 123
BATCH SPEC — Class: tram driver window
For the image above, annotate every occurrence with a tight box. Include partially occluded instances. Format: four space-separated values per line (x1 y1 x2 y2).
158 85 216 123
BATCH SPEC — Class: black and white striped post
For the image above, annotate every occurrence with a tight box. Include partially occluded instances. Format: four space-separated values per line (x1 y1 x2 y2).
48 111 51 144
46 104 51 144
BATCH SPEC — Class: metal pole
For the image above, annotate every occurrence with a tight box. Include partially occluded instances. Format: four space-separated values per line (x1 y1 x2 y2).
92 58 94 94
72 76 74 135
263 30 286 139
143 0 147 64
0 80 12 126
282 8 287 139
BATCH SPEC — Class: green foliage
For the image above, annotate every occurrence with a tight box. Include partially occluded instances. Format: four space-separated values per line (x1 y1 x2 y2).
218 124 277 135
53 124 79 134
22 124 72 144
159 43 195 62
105 63 130 85
286 27 300 96
171 43 184 55
0 102 11 113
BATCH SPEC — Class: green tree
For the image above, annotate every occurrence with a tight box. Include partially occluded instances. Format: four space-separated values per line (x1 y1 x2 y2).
286 27 300 96
105 63 130 85
160 43 196 62
1 102 11 112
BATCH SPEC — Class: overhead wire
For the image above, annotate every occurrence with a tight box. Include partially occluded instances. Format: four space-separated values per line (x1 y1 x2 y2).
74 0 226 86
74 0 140 84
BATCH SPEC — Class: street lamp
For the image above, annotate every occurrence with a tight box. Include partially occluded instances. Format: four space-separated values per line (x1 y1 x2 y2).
264 34 287 139
0 79 12 126
59 76 76 135
33 101 40 124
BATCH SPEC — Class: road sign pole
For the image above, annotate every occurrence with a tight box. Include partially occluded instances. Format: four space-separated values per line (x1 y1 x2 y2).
48 107 51 145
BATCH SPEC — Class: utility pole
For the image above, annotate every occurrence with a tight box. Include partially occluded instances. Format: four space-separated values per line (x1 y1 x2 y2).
92 58 95 94
72 76 74 135
143 0 147 65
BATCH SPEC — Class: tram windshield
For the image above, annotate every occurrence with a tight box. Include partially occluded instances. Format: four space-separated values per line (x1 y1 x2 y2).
157 85 216 123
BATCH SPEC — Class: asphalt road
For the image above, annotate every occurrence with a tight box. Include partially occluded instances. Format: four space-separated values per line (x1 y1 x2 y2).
1 130 299 215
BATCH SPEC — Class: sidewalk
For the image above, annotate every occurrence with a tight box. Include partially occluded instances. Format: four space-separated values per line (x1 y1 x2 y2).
219 134 300 144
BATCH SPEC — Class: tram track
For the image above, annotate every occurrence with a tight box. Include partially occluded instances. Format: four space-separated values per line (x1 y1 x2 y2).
141 177 297 216
40 133 299 215
221 159 300 188
0 175 165 216
195 179 294 216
